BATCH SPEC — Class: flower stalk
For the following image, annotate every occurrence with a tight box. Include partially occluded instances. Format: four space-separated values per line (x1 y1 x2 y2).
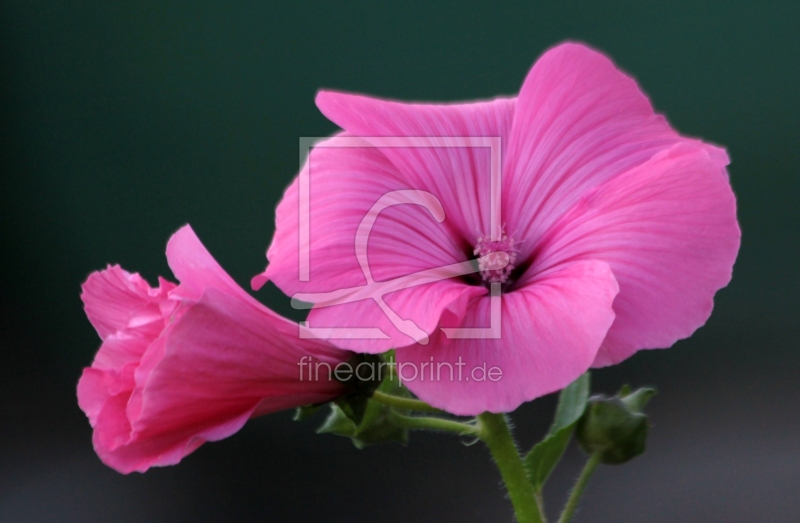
477 413 544 523
371 390 441 413
388 411 478 436
557 452 602 523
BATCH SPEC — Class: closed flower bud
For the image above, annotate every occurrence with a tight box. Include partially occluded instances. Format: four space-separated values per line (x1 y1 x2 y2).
576 387 655 464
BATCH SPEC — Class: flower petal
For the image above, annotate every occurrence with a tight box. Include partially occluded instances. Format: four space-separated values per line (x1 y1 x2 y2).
396 260 619 415
96 287 349 473
165 224 257 305
529 143 740 366
504 42 687 258
263 135 483 351
302 278 484 354
81 266 172 340
315 91 515 240
264 137 463 291
90 391 214 474
77 367 112 427
135 287 348 432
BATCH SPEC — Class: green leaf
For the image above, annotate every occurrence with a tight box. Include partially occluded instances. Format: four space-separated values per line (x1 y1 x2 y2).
524 425 574 491
549 372 591 435
524 372 591 492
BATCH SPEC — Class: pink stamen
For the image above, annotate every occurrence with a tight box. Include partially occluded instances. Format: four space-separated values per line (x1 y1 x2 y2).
474 229 518 284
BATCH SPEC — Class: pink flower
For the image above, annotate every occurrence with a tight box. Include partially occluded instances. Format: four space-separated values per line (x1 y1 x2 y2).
261 42 740 415
78 225 351 473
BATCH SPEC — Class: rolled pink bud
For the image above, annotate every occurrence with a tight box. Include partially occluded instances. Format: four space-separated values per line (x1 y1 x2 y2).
78 225 351 473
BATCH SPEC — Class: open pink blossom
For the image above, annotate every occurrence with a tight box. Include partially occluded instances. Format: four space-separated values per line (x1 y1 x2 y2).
260 42 740 415
78 225 351 473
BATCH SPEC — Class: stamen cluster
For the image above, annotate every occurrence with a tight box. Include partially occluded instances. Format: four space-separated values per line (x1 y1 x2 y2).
474 230 518 284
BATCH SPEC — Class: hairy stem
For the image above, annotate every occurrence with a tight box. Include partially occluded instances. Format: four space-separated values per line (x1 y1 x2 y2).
371 391 441 413
557 452 602 523
477 413 544 523
388 411 478 436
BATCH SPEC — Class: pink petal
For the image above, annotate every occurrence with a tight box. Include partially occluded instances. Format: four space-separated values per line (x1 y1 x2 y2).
396 260 619 415
132 287 347 438
265 137 462 290
77 368 112 427
89 332 152 373
93 287 349 474
504 42 687 260
303 278 484 353
529 143 739 366
166 224 256 305
264 135 482 351
91 392 214 474
81 266 172 340
81 226 353 474
315 91 515 240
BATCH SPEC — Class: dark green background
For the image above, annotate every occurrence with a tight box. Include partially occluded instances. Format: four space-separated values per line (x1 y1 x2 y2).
2 1 798 522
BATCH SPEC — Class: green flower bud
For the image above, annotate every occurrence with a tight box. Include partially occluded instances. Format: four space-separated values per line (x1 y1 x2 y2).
576 387 655 465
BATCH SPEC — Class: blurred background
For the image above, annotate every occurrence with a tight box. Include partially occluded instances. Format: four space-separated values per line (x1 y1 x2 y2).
1 1 798 521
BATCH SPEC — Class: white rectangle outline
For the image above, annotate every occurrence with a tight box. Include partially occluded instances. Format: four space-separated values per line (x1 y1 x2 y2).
298 135 502 340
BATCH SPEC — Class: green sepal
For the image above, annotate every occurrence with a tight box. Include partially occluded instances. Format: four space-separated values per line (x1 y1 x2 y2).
620 387 656 413
293 404 323 421
317 404 358 438
334 393 371 425
523 372 591 492
317 360 410 449
576 385 656 465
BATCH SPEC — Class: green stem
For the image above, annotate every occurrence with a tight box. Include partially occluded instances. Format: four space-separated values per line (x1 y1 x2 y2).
534 491 547 523
388 411 478 436
557 452 602 523
477 413 543 523
371 391 441 413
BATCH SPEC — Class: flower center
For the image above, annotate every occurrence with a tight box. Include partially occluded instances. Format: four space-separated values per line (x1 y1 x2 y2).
474 231 518 284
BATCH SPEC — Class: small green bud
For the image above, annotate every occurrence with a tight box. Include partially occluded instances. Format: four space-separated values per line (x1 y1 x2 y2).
576 386 655 465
